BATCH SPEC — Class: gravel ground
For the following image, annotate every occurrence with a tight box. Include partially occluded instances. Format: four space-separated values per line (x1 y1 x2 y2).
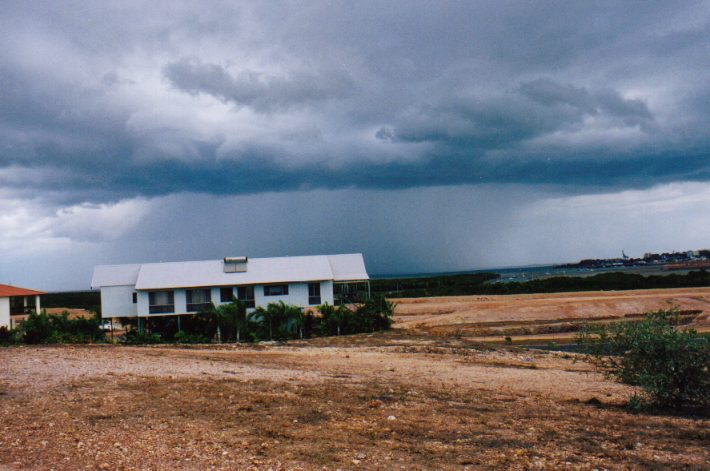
1 337 708 469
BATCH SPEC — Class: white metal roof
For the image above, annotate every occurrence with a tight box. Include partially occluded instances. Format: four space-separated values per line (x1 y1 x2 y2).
92 254 368 290
327 254 370 281
90 264 141 288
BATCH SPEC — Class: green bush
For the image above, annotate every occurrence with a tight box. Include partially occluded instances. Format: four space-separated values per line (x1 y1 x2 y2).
0 326 18 345
174 330 209 344
316 296 394 336
20 310 104 344
121 330 162 344
354 295 394 332
578 309 710 410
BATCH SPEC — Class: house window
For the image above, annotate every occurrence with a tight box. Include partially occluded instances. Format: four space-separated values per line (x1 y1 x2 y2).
264 284 288 297
308 282 321 305
132 292 137 304
237 286 255 308
149 291 174 314
186 288 212 312
220 287 234 303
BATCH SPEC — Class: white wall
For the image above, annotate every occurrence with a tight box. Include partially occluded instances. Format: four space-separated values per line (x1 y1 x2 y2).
254 282 301 308
211 287 223 305
0 297 9 329
174 289 187 314
254 282 331 308
100 285 137 319
137 290 150 316
105 280 336 318
320 281 334 305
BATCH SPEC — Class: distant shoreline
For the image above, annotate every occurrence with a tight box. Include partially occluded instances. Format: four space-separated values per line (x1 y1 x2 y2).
373 263 704 283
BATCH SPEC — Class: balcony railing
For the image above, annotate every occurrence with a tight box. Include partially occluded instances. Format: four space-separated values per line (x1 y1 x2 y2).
149 304 175 314
186 302 212 313
10 306 36 315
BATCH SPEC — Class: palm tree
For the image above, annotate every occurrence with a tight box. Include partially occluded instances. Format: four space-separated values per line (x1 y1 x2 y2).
319 303 349 336
232 300 248 343
287 305 306 339
214 300 248 342
249 306 272 340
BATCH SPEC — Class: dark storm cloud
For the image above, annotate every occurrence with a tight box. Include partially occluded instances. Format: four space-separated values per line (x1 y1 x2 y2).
1 0 710 204
163 58 355 112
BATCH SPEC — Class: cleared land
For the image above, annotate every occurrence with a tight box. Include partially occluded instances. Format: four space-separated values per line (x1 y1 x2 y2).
393 287 710 342
0 338 708 469
1 287 709 469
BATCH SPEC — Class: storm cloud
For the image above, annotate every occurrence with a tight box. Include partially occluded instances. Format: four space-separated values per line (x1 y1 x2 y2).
1 1 710 288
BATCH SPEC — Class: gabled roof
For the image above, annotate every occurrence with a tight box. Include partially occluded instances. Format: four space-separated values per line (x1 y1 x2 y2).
91 264 141 288
0 284 45 297
327 254 369 281
92 253 369 290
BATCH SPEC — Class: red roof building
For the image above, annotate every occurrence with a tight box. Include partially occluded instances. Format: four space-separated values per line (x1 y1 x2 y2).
0 284 44 329
0 284 45 297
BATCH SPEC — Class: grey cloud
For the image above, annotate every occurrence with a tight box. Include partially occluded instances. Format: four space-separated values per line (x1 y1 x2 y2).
163 58 355 112
383 79 656 153
2 1 710 289
518 79 598 115
0 0 708 207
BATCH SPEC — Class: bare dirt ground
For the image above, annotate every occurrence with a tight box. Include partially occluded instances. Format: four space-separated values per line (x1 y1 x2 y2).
1 335 709 469
393 287 710 343
43 308 95 319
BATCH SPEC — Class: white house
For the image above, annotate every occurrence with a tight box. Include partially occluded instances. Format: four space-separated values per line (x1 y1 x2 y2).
0 284 44 329
91 254 369 319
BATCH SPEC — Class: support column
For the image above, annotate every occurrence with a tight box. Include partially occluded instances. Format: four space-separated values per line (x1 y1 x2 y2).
35 295 41 314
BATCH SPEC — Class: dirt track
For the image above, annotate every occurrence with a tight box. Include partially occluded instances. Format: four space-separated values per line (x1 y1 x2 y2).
1 338 708 469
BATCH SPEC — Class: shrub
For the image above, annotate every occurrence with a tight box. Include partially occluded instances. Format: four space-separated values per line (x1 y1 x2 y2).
354 295 394 332
578 308 710 410
174 330 209 344
20 310 104 344
317 303 349 336
0 326 17 345
121 330 162 344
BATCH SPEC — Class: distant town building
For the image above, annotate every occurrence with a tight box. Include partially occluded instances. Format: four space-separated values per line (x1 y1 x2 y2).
91 254 369 319
0 284 44 329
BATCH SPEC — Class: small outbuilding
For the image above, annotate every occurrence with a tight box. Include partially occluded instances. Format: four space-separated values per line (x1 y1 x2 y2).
0 284 44 329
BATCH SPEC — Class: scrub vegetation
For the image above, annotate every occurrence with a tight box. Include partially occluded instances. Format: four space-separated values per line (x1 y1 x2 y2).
372 269 710 298
0 310 104 345
578 308 710 411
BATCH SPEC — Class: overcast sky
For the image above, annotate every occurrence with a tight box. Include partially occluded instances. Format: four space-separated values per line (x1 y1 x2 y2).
2 1 710 290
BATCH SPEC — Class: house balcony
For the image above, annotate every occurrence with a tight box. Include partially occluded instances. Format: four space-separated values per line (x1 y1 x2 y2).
9 295 41 316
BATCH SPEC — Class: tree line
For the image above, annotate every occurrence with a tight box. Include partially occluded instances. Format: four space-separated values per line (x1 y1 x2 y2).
371 269 710 297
